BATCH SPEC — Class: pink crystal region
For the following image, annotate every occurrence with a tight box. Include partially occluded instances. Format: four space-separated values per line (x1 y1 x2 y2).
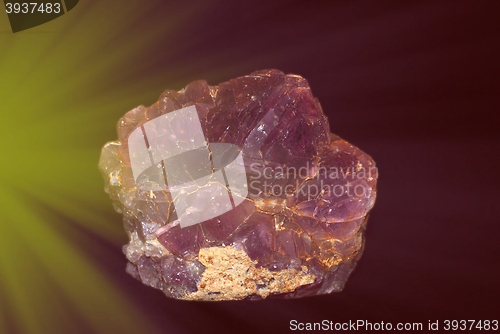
99 70 378 300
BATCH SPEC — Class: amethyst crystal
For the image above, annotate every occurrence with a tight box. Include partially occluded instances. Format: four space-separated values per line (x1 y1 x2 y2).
99 70 378 300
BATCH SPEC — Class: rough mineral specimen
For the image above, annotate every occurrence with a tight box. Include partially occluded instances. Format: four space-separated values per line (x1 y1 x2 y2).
99 70 378 300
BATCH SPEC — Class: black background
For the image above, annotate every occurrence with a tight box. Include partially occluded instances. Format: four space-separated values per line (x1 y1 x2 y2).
96 1 500 333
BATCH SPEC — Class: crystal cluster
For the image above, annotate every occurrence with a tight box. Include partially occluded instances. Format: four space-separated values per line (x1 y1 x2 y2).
99 70 377 300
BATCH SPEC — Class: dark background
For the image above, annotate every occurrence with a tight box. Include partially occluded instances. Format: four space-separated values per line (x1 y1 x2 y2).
3 0 499 333
113 1 500 332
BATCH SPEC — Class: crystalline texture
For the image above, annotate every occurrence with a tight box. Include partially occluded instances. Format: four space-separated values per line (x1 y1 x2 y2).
99 70 378 300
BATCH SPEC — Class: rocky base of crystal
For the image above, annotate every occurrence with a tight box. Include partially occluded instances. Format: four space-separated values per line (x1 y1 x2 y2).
99 69 377 300
122 211 368 301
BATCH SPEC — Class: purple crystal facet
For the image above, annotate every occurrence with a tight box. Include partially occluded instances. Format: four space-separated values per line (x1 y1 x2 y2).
99 69 378 300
